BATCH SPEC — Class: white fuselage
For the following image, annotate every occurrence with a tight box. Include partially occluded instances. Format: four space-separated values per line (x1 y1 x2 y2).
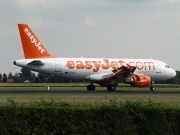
14 58 176 82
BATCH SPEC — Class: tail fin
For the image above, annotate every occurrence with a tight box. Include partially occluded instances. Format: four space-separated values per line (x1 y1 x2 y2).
18 24 55 59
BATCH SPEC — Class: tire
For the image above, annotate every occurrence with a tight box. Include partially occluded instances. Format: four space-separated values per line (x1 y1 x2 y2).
107 85 116 91
87 85 95 91
150 87 155 91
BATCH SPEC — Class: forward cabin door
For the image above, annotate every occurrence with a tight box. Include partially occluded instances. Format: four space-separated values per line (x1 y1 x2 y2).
55 59 61 72
155 61 161 73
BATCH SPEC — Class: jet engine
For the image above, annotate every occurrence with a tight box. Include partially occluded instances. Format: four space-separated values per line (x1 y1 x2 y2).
124 75 151 87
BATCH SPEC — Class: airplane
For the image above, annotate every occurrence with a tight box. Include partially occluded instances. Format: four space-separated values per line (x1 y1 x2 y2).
13 24 176 91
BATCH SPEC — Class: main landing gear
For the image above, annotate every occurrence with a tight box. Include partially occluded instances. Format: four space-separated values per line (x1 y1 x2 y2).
87 83 116 91
107 85 116 91
150 81 155 91
87 84 96 91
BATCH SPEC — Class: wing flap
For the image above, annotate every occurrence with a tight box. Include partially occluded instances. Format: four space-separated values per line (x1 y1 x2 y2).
85 64 136 81
104 64 136 81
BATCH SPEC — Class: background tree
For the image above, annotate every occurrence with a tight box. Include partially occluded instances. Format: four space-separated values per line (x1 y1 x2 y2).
0 74 2 82
38 73 47 83
13 73 21 83
34 77 41 83
166 71 180 84
2 73 7 82
8 72 13 79
19 68 32 82
30 72 36 82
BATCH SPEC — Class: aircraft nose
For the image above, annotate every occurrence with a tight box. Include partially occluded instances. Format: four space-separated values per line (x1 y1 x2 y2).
172 69 176 78
170 69 176 78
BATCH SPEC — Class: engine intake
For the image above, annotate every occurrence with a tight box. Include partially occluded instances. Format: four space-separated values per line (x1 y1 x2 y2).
124 75 151 87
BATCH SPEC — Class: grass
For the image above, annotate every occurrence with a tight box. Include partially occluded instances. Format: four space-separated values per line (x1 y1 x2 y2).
0 92 180 105
0 83 180 105
0 93 180 106
0 83 180 91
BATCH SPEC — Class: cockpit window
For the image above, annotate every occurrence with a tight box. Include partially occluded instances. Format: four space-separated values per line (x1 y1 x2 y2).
165 65 170 68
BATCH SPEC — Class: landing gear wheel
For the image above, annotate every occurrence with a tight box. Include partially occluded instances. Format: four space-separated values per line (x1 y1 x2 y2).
150 87 155 91
150 81 155 91
107 85 116 91
87 85 95 91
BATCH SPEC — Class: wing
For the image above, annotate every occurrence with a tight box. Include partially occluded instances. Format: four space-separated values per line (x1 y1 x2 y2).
85 64 136 81
102 64 136 81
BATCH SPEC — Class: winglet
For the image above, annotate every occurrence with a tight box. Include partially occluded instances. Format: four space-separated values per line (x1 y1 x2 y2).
18 24 55 59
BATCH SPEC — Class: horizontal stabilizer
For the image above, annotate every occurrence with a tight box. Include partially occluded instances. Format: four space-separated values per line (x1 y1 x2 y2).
27 60 44 66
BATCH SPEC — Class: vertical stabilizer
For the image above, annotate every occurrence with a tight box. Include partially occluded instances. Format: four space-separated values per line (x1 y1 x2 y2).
18 24 55 59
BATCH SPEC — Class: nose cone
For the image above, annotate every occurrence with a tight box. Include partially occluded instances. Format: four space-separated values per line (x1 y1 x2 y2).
168 68 176 79
171 69 176 78
164 68 176 80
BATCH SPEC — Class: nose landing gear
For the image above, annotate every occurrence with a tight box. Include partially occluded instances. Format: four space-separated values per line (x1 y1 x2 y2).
150 81 155 91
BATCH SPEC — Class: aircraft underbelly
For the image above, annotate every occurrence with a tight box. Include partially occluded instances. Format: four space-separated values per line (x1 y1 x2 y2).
62 71 89 80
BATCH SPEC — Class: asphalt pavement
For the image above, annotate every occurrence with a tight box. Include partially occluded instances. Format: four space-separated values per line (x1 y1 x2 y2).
0 90 180 94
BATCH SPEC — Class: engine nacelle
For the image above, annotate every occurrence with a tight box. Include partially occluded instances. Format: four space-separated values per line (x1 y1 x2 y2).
124 75 151 87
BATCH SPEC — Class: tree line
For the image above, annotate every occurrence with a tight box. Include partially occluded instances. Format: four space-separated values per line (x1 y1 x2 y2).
0 68 72 83
0 68 180 84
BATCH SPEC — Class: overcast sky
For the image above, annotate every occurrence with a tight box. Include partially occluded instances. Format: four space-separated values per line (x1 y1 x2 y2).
0 0 180 75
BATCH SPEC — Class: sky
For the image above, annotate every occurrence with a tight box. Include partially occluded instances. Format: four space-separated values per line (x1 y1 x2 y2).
0 0 180 75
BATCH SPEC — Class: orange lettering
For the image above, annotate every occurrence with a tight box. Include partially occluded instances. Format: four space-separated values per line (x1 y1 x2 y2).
111 61 118 69
66 60 156 72
67 61 75 69
76 61 84 69
92 61 101 72
143 62 155 70
118 60 125 66
129 61 135 66
136 62 144 70
101 59 110 69
85 61 93 69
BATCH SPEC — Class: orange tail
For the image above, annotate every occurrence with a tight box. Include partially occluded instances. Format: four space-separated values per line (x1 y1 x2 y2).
18 24 55 59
